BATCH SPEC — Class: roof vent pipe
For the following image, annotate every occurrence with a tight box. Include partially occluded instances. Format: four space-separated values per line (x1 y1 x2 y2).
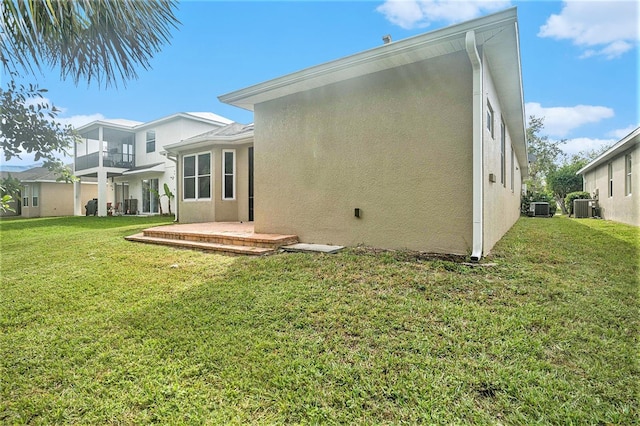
382 34 392 44
465 30 484 262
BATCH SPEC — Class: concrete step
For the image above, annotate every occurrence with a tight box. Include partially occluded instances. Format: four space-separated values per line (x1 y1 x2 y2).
141 229 298 249
125 233 276 256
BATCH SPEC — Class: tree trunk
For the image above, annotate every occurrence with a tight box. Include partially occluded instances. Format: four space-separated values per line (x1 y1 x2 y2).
556 195 568 215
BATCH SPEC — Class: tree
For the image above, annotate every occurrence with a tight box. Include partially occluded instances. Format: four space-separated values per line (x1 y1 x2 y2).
1 0 180 87
546 160 587 215
0 0 180 206
0 174 22 213
525 116 566 193
1 78 77 181
162 183 175 216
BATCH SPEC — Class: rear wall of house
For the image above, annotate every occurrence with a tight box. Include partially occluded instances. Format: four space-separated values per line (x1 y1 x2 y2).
254 51 474 254
583 143 639 226
177 145 251 224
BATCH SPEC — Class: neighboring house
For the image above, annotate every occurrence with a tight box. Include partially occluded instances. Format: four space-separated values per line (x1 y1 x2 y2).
218 8 527 259
74 112 233 217
163 123 254 224
1 167 98 218
577 126 639 226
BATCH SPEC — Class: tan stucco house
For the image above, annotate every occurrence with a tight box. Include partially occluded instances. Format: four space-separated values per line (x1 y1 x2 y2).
215 8 527 259
6 166 98 218
163 123 254 224
577 126 639 226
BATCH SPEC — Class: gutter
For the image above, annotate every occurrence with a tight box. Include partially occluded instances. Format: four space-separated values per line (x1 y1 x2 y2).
465 30 484 261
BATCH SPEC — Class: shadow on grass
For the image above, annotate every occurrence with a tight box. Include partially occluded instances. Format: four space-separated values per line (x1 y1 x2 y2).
0 215 173 232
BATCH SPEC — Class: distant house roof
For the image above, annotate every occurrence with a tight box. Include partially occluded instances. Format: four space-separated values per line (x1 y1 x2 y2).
577 127 640 175
218 7 525 174
164 123 254 153
1 166 97 183
75 112 233 133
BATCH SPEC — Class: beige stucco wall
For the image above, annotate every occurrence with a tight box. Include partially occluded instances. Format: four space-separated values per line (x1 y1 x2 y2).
23 182 98 217
254 52 475 254
481 55 524 254
583 143 639 226
177 144 252 224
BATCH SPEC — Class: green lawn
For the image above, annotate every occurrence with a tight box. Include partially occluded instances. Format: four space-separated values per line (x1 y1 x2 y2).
1 215 638 424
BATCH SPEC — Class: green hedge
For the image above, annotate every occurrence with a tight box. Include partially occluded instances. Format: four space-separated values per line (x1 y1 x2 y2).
565 191 591 215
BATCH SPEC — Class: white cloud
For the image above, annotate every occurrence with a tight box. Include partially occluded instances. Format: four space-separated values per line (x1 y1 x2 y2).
525 102 614 138
57 113 106 129
607 124 640 139
561 137 616 157
538 0 639 59
21 96 104 129
376 0 511 30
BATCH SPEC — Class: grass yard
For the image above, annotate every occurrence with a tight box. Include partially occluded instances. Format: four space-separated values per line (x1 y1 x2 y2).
0 215 638 424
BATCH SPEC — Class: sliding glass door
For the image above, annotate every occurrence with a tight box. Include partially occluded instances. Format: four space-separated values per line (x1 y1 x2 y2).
142 178 159 213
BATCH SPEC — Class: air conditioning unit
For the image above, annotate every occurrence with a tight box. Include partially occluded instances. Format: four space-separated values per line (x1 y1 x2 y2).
574 199 596 219
529 202 550 217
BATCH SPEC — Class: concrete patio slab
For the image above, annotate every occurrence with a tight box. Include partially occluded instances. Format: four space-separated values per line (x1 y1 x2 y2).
282 243 344 254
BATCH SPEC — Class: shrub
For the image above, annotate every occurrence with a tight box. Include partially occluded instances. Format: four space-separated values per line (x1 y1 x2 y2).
565 191 591 215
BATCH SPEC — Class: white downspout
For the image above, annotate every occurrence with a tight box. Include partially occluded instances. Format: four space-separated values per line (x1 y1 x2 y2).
465 30 484 261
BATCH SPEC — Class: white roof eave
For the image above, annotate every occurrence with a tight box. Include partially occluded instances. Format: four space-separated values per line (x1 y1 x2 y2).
577 127 640 175
164 133 254 154
219 8 518 111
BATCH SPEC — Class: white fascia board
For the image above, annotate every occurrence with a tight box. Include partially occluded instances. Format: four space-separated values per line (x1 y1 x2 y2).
75 120 136 133
219 8 518 111
135 113 232 130
122 163 165 176
482 20 527 176
577 127 640 175
164 133 254 154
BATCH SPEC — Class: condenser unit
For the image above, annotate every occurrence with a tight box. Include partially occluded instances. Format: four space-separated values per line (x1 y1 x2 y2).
573 199 596 219
529 202 550 217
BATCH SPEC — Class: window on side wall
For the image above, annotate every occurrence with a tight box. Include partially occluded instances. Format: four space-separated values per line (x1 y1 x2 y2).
22 185 29 207
486 101 494 138
608 162 613 197
32 185 39 207
146 130 156 153
625 154 632 196
510 146 515 192
222 149 236 200
183 152 211 200
500 118 506 187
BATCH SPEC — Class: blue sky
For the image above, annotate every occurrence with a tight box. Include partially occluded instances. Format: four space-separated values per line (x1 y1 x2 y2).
2 0 638 166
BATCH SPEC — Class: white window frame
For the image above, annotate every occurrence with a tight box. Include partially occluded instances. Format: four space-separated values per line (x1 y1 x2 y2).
486 100 494 138
608 162 613 198
500 118 506 187
32 184 39 207
146 130 156 153
625 154 632 196
22 185 29 207
222 149 236 200
183 152 211 201
510 145 515 192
